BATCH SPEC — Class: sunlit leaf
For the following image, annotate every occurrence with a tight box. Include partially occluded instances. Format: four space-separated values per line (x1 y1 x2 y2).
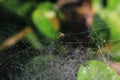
32 2 62 40
77 60 120 80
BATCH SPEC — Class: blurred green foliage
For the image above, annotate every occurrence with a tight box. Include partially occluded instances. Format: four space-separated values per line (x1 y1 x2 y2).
92 0 120 61
32 2 60 40
77 60 120 80
0 0 64 50
0 0 36 17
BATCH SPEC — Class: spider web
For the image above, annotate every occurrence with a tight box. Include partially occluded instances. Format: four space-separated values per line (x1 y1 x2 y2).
0 11 115 80
0 22 93 80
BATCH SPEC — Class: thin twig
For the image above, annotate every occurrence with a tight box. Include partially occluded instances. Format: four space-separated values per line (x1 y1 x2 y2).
0 26 32 51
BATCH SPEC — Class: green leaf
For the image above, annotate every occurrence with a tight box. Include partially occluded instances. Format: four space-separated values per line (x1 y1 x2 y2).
77 60 120 80
32 2 61 40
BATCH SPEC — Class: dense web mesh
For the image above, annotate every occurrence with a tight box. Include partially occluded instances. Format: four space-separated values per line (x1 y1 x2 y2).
0 29 95 80
8 44 93 80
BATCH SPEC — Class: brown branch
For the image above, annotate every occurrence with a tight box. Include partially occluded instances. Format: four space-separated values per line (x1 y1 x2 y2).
107 61 120 76
0 26 32 51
